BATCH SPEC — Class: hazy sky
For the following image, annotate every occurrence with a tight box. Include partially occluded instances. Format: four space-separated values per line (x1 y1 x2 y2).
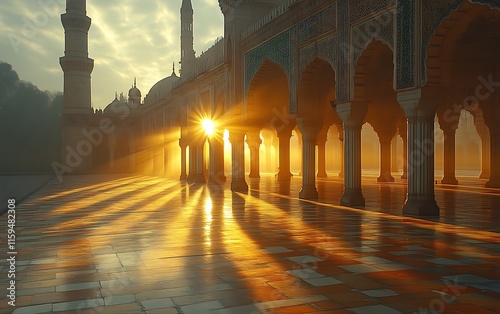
0 0 223 109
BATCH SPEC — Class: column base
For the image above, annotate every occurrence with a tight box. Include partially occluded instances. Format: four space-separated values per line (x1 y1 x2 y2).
278 171 292 181
249 173 261 179
317 172 328 178
401 173 407 179
180 174 187 181
209 174 226 184
377 173 395 182
441 177 458 185
340 189 365 207
195 174 206 183
231 180 248 192
403 197 439 217
299 185 318 200
485 178 500 188
479 172 490 179
338 171 343 178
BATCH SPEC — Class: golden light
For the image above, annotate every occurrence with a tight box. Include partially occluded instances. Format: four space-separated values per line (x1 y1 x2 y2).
202 119 215 136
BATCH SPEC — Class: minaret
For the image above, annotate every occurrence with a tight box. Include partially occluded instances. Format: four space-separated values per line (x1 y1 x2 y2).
57 0 94 174
60 0 94 114
180 0 196 77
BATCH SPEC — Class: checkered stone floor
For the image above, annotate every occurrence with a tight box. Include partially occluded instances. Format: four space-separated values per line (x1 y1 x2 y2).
0 174 499 313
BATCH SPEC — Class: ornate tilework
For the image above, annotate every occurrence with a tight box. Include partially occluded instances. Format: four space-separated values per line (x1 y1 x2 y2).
296 4 337 44
349 0 396 23
299 36 337 77
337 0 350 103
396 0 415 90
351 10 394 81
245 31 290 94
290 26 298 115
317 35 337 73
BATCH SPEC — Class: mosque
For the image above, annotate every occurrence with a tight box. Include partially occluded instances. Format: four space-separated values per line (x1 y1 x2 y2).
59 0 500 217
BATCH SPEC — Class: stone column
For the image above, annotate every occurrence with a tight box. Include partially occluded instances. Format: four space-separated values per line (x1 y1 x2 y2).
377 131 396 182
391 136 399 172
209 131 226 183
297 118 321 199
273 136 279 173
336 103 367 207
479 131 491 180
296 130 303 176
195 139 206 183
486 125 500 188
474 110 490 179
398 121 408 179
338 137 344 178
265 139 272 173
276 124 296 181
261 132 273 173
246 130 262 178
163 142 169 176
229 130 248 192
187 140 197 182
440 126 458 185
316 130 328 178
483 101 500 187
179 138 188 180
398 90 439 216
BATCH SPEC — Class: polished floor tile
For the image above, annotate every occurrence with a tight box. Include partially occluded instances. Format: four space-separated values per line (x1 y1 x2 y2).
0 174 499 313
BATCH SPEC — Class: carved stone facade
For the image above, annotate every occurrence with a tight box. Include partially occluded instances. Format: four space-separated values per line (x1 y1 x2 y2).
62 0 500 216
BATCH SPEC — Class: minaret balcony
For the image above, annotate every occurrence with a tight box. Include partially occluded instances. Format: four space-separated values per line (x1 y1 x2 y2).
60 56 94 73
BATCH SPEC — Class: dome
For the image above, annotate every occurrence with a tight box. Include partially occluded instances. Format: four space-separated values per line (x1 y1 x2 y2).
128 86 141 98
104 96 128 114
128 78 141 99
144 69 179 106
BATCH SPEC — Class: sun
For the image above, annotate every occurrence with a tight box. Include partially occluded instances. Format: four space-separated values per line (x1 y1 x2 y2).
202 119 215 136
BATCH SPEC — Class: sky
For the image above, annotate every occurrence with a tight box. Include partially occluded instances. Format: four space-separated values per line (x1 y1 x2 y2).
0 0 223 109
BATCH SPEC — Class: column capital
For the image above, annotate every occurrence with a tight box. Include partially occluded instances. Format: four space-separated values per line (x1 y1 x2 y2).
440 124 457 135
316 131 328 145
228 130 245 144
398 88 422 118
398 88 439 119
275 122 296 139
335 102 367 127
245 130 262 147
179 138 189 148
296 117 322 142
277 129 293 139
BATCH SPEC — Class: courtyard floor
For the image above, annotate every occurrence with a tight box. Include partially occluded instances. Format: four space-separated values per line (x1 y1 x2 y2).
0 173 499 313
